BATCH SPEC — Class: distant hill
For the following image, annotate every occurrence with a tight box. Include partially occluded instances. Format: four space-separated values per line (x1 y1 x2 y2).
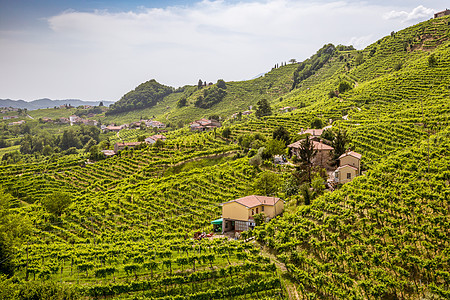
0 98 115 110
106 79 173 115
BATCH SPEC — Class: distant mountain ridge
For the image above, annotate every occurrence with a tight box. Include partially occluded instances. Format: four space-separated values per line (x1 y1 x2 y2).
0 98 115 110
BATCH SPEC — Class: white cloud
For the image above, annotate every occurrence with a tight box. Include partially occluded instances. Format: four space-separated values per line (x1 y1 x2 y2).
0 1 438 100
348 35 374 50
383 5 435 23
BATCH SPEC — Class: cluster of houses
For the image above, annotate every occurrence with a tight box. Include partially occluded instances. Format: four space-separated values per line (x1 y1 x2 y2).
102 119 167 133
3 115 19 120
189 118 221 131
287 128 362 185
213 128 362 236
8 120 26 126
2 115 26 126
101 134 167 157
68 115 99 126
1 107 19 113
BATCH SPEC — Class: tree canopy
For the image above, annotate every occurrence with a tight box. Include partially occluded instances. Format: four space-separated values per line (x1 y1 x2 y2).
272 126 290 145
255 98 272 117
106 79 173 115
253 171 281 196
297 136 317 183
41 191 72 216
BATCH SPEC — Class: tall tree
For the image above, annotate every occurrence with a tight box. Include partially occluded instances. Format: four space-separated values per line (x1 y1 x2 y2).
41 191 72 216
253 171 281 196
332 129 348 166
255 98 272 117
298 136 317 183
273 126 290 145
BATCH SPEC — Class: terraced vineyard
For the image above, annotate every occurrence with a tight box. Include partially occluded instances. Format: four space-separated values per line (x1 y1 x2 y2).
4 156 288 299
2 15 450 300
0 131 238 202
252 128 450 299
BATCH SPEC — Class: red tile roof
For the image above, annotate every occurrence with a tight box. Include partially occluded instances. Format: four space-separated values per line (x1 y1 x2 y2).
222 195 281 208
288 140 334 151
336 164 358 171
301 129 324 136
339 151 362 160
116 142 142 146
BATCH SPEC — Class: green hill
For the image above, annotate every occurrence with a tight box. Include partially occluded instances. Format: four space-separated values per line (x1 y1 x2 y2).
106 79 174 115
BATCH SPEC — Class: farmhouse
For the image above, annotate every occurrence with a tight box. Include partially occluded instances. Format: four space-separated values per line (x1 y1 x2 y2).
69 115 81 125
104 125 125 132
288 139 334 169
434 9 450 18
8 120 25 126
190 118 221 131
334 151 362 184
114 142 142 153
146 120 166 128
298 128 324 137
3 115 18 120
219 195 284 233
101 150 116 157
59 117 70 124
145 134 167 144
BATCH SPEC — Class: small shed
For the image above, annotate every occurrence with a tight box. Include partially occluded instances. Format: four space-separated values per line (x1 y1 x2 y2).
211 218 223 232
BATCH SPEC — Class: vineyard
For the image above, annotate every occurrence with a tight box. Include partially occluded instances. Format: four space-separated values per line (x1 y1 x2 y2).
252 128 450 299
1 14 450 300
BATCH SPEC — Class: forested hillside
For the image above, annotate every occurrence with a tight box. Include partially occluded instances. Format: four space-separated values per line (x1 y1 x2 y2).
1 15 449 300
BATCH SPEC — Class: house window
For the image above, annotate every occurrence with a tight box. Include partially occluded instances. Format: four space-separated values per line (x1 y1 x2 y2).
347 173 351 179
262 206 264 212
252 209 254 215
256 208 259 214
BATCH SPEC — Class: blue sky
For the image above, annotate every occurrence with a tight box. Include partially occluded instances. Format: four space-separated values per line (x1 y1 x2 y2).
0 0 448 101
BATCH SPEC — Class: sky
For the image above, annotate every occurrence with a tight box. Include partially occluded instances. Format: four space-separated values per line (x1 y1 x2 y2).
0 0 448 101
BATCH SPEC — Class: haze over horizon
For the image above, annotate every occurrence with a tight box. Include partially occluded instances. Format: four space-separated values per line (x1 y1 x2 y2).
0 0 447 101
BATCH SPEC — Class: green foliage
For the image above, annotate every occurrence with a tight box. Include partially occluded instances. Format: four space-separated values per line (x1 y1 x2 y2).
195 85 227 109
253 171 281 196
253 213 266 226
296 136 317 183
336 44 355 51
310 117 324 129
176 96 187 108
264 139 285 158
216 79 227 89
332 129 348 164
272 125 290 145
428 53 437 66
222 127 231 138
0 191 31 276
248 152 262 167
338 81 352 94
393 62 403 71
255 98 272 117
355 52 364 65
107 79 173 115
292 43 336 89
41 191 72 216
299 183 312 205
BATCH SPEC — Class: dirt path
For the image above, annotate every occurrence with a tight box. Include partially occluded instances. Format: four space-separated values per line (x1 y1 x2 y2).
260 246 300 300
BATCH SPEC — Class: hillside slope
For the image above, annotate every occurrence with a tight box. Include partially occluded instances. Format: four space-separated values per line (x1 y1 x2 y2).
1 15 450 300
